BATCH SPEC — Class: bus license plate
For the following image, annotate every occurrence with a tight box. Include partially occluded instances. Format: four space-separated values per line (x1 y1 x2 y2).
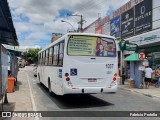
88 78 97 82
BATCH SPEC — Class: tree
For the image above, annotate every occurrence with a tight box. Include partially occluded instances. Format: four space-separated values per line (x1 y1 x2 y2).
23 48 41 64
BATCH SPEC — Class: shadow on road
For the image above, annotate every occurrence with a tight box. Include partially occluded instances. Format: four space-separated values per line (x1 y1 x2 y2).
37 83 114 109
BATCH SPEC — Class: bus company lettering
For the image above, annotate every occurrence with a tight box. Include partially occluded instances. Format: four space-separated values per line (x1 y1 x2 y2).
106 64 114 69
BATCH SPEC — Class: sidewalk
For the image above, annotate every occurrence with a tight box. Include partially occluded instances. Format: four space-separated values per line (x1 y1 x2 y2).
118 82 160 99
1 68 35 120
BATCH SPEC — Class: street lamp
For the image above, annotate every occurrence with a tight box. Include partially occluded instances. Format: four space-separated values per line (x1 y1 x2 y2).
61 20 76 32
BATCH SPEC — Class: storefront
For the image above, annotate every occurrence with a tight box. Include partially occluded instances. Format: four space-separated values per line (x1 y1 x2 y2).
0 0 19 104
126 28 160 70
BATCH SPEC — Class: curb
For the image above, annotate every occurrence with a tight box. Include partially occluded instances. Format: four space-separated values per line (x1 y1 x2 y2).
118 86 160 99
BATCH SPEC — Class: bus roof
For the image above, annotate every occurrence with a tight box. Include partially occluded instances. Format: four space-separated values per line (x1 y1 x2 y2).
39 33 115 53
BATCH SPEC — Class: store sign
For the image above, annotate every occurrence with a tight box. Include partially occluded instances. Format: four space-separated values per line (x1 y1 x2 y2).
118 40 138 51
121 8 134 38
127 29 160 46
135 0 152 35
125 43 138 51
110 16 121 38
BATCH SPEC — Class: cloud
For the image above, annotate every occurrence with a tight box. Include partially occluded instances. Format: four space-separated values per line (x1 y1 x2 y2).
8 0 130 47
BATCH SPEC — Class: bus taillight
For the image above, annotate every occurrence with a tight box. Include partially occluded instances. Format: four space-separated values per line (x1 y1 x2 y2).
66 77 70 81
113 77 116 81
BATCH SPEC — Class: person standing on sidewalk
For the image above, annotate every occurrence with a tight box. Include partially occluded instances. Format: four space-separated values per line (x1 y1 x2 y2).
155 66 160 87
144 65 153 89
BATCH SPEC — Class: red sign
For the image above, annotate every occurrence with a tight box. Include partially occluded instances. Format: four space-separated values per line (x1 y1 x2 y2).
95 25 102 34
138 52 146 60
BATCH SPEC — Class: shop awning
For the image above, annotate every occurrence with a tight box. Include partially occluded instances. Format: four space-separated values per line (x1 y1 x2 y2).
7 49 22 56
124 53 140 61
0 0 19 46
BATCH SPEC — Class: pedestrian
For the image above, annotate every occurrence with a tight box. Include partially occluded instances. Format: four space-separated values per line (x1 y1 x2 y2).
144 65 153 89
155 66 160 87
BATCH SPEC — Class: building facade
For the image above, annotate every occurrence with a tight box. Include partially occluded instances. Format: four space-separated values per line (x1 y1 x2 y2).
83 0 160 69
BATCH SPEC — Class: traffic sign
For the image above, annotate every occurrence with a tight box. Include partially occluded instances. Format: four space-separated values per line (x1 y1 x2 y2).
138 52 146 61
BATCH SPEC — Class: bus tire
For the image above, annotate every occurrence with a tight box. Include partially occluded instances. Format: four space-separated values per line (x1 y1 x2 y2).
48 78 52 96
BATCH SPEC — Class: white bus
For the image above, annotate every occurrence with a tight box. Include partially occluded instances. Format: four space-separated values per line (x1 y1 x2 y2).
37 33 118 95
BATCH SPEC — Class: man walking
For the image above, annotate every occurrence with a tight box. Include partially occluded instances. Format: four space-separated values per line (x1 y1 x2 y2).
144 65 153 89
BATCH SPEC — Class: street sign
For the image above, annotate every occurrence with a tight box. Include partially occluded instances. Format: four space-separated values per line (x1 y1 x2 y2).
138 52 146 61
125 43 138 51
118 39 126 51
118 39 138 52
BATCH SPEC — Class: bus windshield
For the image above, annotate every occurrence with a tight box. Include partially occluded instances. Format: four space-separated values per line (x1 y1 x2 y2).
67 35 116 57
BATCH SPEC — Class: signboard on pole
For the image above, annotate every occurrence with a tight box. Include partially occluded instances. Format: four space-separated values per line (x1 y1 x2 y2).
138 52 146 60
121 8 134 38
135 0 152 35
119 39 138 52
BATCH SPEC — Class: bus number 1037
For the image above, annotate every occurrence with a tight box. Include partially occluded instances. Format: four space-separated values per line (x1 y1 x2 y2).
106 64 114 69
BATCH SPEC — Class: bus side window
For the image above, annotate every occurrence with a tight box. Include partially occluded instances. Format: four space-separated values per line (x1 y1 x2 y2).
49 47 53 65
53 45 59 65
52 46 54 65
43 51 46 65
38 54 40 65
40 52 43 65
45 49 49 65
58 41 64 66
39 53 41 65
56 44 60 65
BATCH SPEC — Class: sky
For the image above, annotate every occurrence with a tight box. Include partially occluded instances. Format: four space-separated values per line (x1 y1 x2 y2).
8 0 130 48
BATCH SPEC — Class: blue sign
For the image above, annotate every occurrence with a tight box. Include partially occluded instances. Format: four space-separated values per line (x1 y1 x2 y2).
70 68 77 76
59 69 62 78
110 16 121 38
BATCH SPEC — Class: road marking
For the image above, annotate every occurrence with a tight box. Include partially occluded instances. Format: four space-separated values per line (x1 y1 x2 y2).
26 68 39 120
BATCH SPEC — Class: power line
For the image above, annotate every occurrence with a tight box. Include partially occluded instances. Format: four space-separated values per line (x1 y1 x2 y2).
75 0 98 13
75 0 106 14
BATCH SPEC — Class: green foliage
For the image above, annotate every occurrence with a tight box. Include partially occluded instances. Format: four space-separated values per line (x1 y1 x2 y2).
23 48 41 63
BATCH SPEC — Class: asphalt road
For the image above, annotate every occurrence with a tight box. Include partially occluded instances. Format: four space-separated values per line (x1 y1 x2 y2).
25 66 160 120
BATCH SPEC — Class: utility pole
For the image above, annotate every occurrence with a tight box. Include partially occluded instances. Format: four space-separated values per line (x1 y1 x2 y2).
67 14 84 32
80 15 83 32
